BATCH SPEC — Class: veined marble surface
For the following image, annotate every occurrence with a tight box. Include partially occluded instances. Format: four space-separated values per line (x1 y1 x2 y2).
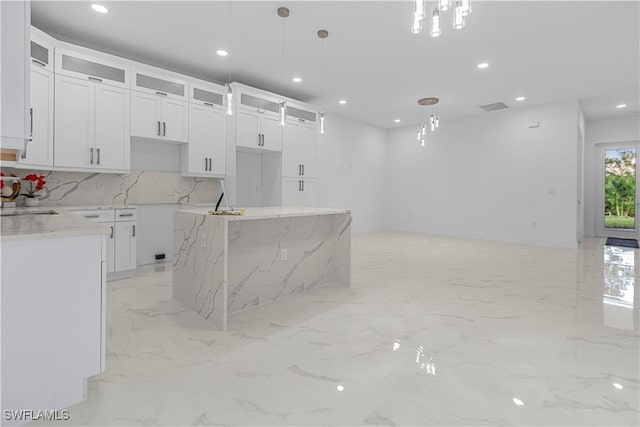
29 233 639 426
3 169 218 207
177 206 352 221
0 208 109 241
173 210 351 330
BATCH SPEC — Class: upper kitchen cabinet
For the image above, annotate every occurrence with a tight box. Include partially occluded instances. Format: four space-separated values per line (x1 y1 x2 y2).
17 27 56 169
282 104 318 179
131 65 188 143
235 89 282 152
0 0 31 152
181 80 226 177
53 45 130 172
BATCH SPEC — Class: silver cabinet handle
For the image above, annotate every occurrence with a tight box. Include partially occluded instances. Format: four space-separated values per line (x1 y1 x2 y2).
256 109 265 114
299 180 302 191
132 225 136 237
97 148 100 165
163 122 166 136
84 214 100 218
88 76 103 83
204 102 214 107
302 165 304 176
157 121 161 136
302 180 304 191
90 148 94 164
208 158 212 171
31 58 47 67
29 107 33 141
119 213 134 217
261 134 265 146
155 91 167 96
110 226 114 239
205 158 208 171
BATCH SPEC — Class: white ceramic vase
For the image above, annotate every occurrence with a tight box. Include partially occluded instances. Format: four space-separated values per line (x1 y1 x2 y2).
24 196 39 207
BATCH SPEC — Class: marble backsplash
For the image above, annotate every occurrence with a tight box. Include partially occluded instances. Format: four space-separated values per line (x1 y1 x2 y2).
3 168 219 207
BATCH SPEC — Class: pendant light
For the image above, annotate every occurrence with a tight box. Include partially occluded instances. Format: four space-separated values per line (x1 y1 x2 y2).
278 7 289 127
411 0 425 34
318 29 328 134
225 1 233 116
410 0 473 35
430 8 441 37
417 97 440 147
438 0 452 11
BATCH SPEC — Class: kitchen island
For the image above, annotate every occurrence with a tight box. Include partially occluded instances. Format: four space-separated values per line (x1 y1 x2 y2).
1 208 108 425
172 207 351 330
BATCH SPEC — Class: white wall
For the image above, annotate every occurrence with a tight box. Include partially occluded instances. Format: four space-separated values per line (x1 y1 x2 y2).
584 114 640 236
316 113 388 233
386 100 580 248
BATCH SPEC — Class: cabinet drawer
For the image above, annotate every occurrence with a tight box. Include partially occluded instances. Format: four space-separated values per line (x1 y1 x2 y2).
72 209 115 223
115 208 137 222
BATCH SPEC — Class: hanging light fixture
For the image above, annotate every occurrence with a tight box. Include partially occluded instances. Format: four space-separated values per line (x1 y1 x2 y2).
278 7 289 126
417 97 440 147
430 8 441 37
225 1 233 116
318 29 328 134
412 0 473 36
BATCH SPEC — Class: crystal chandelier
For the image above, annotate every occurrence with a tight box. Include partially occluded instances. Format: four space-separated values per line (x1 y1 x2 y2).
412 0 472 37
417 97 439 147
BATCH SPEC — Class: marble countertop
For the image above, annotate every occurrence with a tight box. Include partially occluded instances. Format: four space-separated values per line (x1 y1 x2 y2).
176 206 351 221
0 207 110 241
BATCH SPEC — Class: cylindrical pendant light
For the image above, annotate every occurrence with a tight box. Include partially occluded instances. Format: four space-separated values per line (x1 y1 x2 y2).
430 8 441 37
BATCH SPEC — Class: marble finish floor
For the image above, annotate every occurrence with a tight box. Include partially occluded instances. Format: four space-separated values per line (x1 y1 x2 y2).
33 232 639 426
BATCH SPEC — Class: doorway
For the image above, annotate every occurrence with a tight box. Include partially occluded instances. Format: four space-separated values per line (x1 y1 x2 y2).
596 143 640 239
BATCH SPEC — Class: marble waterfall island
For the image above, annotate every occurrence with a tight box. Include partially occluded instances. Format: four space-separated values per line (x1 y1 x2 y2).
172 207 351 329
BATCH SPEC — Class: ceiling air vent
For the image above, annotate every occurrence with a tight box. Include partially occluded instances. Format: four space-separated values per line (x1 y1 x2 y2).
479 102 510 112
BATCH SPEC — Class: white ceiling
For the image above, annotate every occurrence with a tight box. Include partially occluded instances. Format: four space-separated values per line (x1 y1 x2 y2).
32 1 640 128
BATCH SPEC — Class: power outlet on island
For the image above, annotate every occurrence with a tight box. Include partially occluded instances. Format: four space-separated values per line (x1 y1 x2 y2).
280 248 288 261
200 233 207 248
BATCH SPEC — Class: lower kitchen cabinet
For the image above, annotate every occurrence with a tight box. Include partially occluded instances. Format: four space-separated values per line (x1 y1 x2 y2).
71 208 137 279
282 178 317 207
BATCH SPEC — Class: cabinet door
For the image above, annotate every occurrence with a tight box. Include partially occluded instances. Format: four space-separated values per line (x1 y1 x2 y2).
300 179 318 207
206 106 226 175
94 84 130 171
20 66 53 167
162 98 188 143
187 103 208 174
282 178 302 206
131 91 162 139
282 121 301 178
298 124 317 178
115 221 137 272
54 75 94 168
260 114 282 152
106 224 116 273
237 109 261 149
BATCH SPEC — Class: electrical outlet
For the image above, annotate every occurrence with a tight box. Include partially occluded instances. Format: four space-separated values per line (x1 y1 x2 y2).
200 233 207 248
280 248 288 261
96 181 105 191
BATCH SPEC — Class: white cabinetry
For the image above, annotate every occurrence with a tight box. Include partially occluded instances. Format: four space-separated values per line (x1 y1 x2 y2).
131 66 188 143
18 29 55 168
0 0 30 151
282 177 317 207
1 232 105 418
54 46 130 172
236 92 282 152
181 80 226 177
282 110 317 179
72 208 137 279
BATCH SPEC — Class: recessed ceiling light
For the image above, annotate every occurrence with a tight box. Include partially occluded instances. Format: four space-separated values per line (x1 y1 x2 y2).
613 383 624 390
516 96 526 102
91 4 108 13
336 385 344 391
512 398 524 406
339 100 347 105
394 119 401 123
616 104 627 109
216 49 228 57
292 77 302 83
477 62 489 69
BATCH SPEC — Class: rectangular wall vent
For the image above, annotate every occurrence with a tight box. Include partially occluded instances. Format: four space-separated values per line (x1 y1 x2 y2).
479 102 509 112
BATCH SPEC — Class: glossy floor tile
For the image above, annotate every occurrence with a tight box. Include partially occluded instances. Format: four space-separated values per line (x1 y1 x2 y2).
32 232 639 426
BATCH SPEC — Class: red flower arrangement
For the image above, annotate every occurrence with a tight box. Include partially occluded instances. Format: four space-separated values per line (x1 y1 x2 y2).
22 174 47 198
